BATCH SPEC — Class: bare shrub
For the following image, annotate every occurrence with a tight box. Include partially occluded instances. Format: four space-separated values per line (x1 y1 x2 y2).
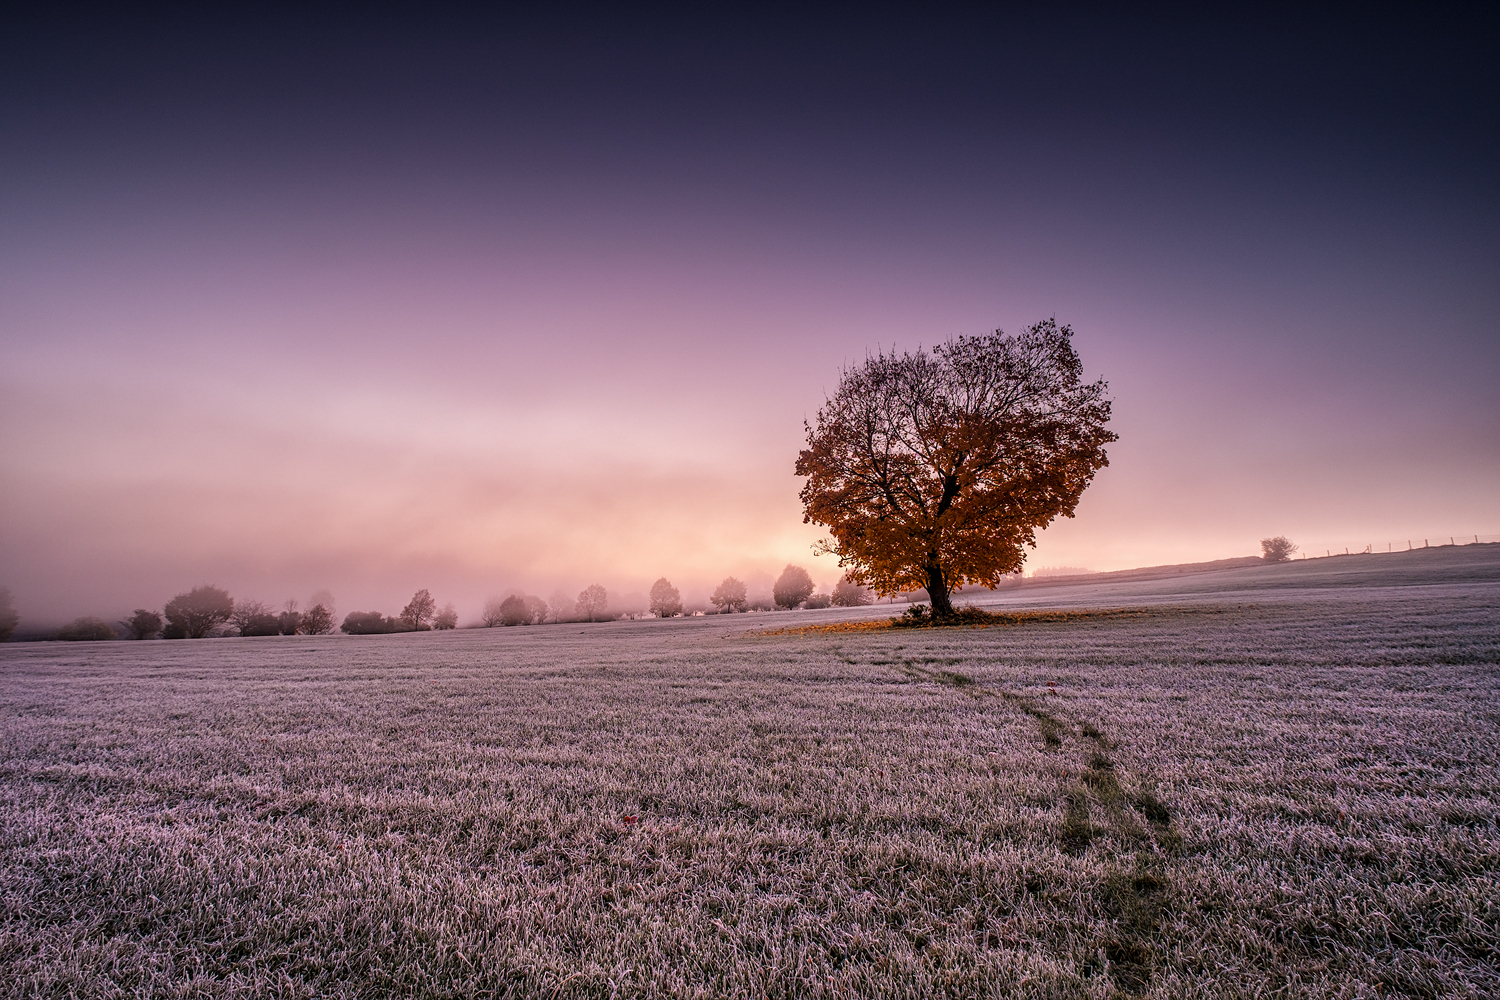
230 600 280 637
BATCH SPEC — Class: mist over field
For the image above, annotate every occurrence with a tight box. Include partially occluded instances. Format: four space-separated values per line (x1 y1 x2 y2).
2 7 1497 625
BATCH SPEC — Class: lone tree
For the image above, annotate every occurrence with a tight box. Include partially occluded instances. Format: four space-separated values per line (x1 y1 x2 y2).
1261 536 1298 562
0 587 18 641
773 565 814 609
401 589 437 630
575 584 608 622
649 578 683 617
433 603 459 630
164 585 235 639
797 320 1115 618
120 608 163 640
710 576 748 613
481 598 506 627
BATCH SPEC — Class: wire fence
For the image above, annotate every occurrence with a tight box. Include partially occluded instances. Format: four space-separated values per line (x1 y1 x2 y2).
1293 533 1500 559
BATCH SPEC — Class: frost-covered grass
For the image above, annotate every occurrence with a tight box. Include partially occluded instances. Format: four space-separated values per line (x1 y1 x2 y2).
2 554 1498 998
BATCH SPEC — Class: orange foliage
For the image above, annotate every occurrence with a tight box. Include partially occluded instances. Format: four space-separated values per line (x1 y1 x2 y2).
795 320 1115 616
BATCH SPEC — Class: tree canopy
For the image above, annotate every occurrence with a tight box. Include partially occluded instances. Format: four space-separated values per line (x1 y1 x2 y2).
710 577 747 614
649 578 683 617
576 585 608 622
773 565 814 609
499 594 530 626
401 589 437 630
301 604 335 635
164 585 235 638
796 320 1115 617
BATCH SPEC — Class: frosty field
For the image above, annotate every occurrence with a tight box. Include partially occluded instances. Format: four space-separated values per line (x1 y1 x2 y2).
2 548 1498 999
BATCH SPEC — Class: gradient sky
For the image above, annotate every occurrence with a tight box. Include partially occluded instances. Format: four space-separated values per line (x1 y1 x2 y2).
3 6 1497 624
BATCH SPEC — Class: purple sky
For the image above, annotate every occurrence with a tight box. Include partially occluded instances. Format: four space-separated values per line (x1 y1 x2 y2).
3 7 1497 624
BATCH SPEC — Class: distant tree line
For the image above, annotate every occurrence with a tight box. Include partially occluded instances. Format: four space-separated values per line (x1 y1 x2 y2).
0 568 881 642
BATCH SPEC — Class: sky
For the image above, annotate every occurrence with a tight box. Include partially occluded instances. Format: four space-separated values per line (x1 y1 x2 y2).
3 5 1497 625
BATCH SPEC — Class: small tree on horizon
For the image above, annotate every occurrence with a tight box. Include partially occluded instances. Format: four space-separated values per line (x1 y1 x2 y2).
773 565 815 609
524 595 549 624
576 584 608 622
0 587 19 641
1261 536 1298 563
164 585 235 639
710 576 748 614
301 604 335 635
831 573 874 607
120 608 163 640
433 603 458 630
499 594 530 626
481 598 505 627
649 577 683 617
401 589 437 630
55 617 117 641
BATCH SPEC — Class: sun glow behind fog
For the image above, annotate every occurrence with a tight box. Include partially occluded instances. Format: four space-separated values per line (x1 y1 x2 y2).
2 7 1496 626
0 357 837 620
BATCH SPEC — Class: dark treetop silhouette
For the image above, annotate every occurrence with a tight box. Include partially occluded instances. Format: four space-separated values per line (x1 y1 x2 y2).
710 576 748 614
649 578 683 618
163 585 235 638
0 587 20 641
797 320 1115 617
773 565 814 609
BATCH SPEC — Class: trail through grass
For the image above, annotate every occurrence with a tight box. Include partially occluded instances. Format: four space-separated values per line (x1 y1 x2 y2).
2 575 1497 998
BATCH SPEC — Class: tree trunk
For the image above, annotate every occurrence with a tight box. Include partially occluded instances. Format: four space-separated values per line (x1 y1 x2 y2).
924 562 954 618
